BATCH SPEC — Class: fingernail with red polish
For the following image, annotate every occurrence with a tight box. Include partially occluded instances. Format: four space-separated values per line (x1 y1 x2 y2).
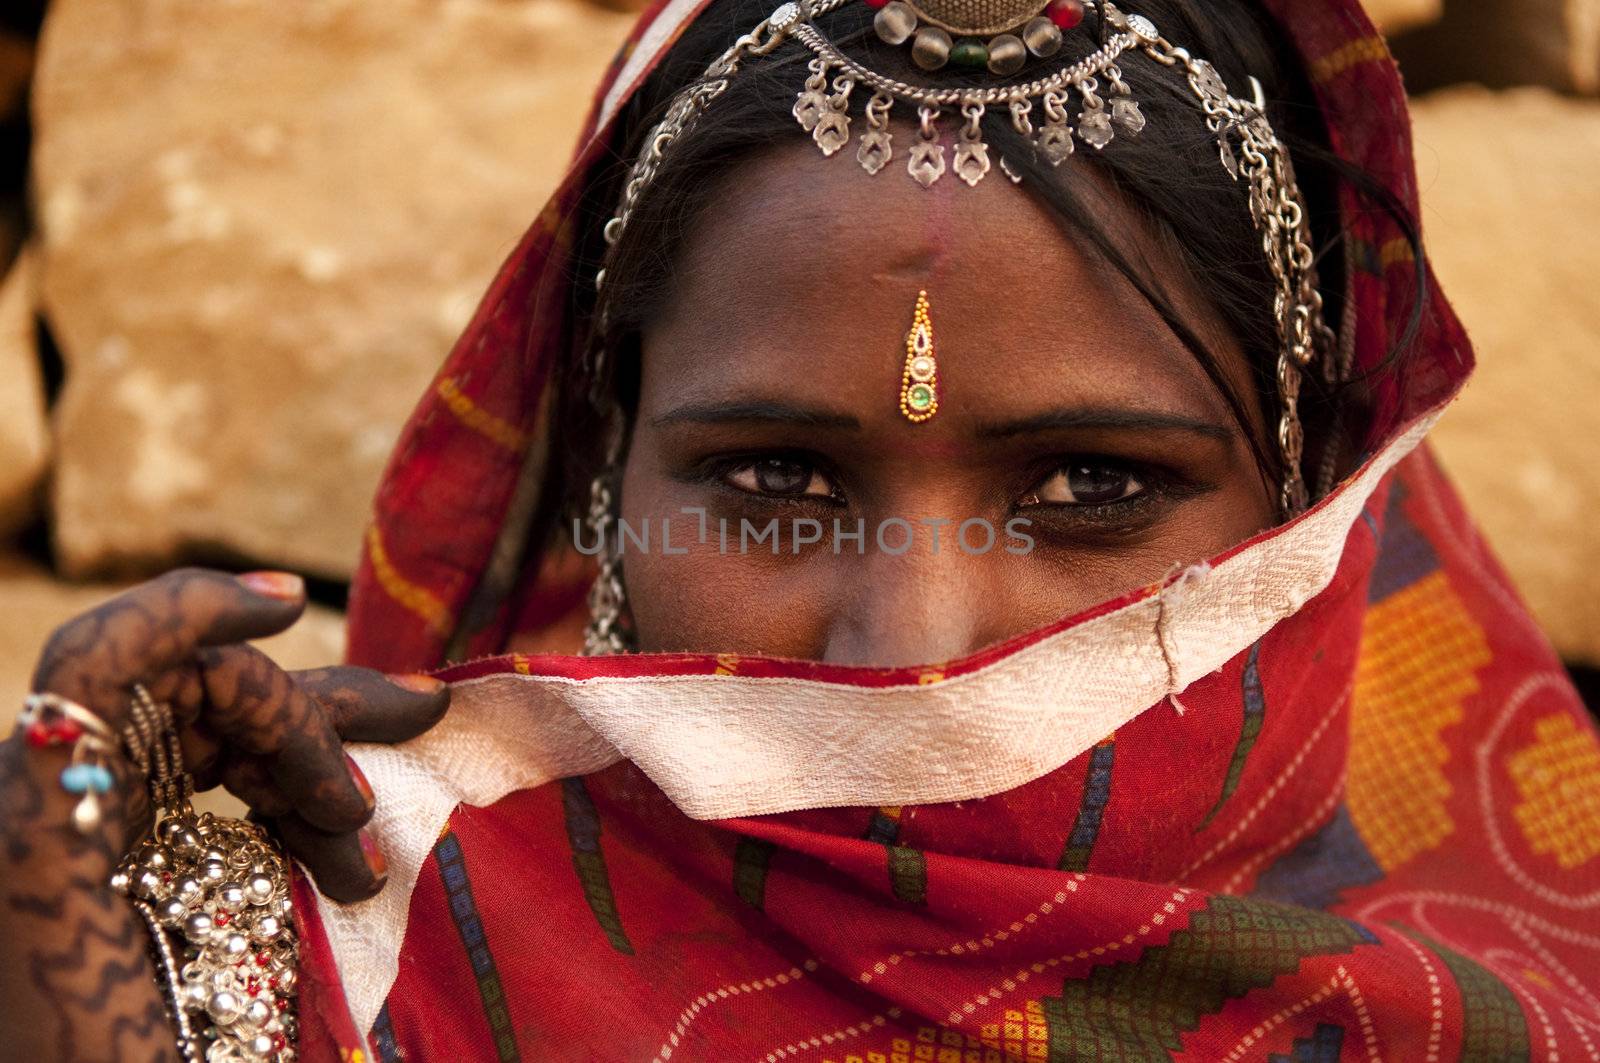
359 829 388 880
389 673 445 695
346 753 375 811
238 571 305 601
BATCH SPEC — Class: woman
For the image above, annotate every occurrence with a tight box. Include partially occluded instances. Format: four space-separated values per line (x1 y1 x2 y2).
3 0 1597 1058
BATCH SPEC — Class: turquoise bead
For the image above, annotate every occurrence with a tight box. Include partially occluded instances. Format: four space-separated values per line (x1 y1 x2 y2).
61 763 114 795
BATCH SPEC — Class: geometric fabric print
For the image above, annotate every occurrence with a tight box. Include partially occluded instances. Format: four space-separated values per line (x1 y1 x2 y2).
369 1001 400 1063
733 835 777 910
369 998 400 1056
1252 804 1385 910
1365 485 1440 604
1198 642 1265 831
887 844 929 906
561 777 635 955
1059 737 1116 871
1414 934 1531 1063
435 832 523 1062
865 807 928 905
1346 570 1490 871
1038 895 1376 1061
865 806 904 846
1507 712 1600 869
1267 1023 1345 1063
980 999 1053 1060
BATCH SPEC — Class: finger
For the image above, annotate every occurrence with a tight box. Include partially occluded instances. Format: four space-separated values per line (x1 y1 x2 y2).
194 643 371 834
178 715 223 785
217 754 294 818
32 568 307 720
275 815 387 903
291 667 449 744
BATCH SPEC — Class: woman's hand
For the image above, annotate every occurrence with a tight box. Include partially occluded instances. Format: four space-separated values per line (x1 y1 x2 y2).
0 566 450 1061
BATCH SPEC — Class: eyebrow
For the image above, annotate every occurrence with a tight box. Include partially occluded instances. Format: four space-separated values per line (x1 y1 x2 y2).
652 400 862 430
976 408 1234 441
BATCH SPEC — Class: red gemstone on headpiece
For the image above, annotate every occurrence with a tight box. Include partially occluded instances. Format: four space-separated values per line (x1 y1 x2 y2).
864 0 892 8
1046 0 1085 28
214 912 230 926
256 952 271 967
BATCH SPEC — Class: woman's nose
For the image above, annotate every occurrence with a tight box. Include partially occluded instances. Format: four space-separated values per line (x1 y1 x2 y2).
821 530 994 668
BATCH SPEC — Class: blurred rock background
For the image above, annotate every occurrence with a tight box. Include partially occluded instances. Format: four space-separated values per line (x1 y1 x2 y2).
0 0 1596 718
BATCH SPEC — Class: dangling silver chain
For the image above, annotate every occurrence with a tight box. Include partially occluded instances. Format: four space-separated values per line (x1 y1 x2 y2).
581 463 633 656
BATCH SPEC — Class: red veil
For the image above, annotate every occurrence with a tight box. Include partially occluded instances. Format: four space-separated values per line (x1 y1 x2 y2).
291 0 1600 1058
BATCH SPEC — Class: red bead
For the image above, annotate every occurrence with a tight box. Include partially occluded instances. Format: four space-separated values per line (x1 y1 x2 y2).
214 912 230 926
246 977 260 997
255 953 271 967
864 0 891 8
272 1034 287 1051
268 976 280 990
1046 0 1084 28
25 718 85 747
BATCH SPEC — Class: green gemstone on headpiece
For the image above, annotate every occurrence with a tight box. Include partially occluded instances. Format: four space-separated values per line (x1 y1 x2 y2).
907 384 935 410
950 38 988 68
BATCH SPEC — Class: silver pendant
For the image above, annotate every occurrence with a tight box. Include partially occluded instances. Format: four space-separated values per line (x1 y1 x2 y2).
1111 97 1145 135
953 103 989 187
954 138 991 186
858 128 893 174
793 90 827 132
999 155 1023 183
814 108 851 156
1219 135 1240 179
909 140 946 187
1037 122 1074 165
1079 109 1114 150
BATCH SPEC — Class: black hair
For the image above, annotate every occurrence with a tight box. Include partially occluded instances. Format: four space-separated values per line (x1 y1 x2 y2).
548 0 1427 532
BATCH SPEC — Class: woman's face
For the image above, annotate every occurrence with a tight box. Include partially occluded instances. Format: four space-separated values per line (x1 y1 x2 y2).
619 141 1276 666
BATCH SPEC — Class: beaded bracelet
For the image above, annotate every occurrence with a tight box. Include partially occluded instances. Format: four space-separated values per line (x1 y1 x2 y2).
20 687 300 1062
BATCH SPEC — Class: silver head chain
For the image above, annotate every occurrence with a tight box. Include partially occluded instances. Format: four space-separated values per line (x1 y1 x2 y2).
584 0 1338 652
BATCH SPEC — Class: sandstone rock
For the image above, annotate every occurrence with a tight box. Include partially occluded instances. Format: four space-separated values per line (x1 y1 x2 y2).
1393 0 1600 95
1363 0 1442 35
1415 86 1600 664
0 248 48 538
0 556 346 818
33 0 636 580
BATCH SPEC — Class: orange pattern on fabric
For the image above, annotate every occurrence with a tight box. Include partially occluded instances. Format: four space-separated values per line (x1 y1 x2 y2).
363 525 453 636
1507 712 1600 869
1346 571 1491 870
1308 34 1391 83
825 1006 1046 1063
434 376 530 453
1379 236 1415 269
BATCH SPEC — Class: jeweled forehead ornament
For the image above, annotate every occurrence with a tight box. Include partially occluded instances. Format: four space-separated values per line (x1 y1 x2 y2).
597 0 1336 514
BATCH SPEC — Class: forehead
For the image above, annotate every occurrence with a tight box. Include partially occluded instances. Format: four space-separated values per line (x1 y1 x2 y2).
640 138 1247 424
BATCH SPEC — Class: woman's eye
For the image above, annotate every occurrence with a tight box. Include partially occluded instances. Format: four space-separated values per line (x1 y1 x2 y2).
724 458 836 499
1025 462 1145 506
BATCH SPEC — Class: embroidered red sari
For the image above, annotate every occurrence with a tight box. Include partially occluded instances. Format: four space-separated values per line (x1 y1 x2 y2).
288 0 1600 1058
